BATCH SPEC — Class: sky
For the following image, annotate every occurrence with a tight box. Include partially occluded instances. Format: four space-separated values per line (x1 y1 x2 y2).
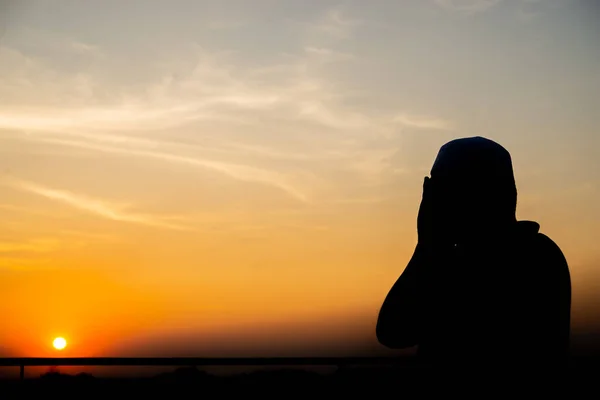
0 0 599 370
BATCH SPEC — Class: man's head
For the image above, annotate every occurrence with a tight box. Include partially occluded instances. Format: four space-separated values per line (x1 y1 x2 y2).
429 136 517 242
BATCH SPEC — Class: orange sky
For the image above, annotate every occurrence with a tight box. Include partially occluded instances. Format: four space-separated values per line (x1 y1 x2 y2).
0 0 598 368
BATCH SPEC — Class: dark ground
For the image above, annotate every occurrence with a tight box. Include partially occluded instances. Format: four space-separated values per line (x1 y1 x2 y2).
0 366 422 396
0 357 598 397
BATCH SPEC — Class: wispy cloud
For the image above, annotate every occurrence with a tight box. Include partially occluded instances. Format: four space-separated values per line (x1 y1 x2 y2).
16 136 313 203
0 39 394 203
205 18 248 31
434 0 503 14
0 42 361 134
0 203 64 219
393 113 454 130
516 0 566 22
10 26 104 58
0 8 454 206
307 8 362 42
0 11 382 139
303 46 355 62
2 178 192 231
434 0 562 17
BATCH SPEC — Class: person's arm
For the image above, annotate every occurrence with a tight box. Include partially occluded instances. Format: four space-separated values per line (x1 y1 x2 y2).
377 176 454 349
376 243 431 349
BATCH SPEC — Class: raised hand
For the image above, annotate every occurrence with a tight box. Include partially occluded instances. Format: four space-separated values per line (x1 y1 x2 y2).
417 176 433 247
417 176 454 251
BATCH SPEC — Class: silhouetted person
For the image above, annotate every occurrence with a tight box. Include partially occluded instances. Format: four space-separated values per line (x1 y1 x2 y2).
377 136 571 367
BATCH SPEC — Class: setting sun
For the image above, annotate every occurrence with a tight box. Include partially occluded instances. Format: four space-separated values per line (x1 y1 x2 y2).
53 337 67 351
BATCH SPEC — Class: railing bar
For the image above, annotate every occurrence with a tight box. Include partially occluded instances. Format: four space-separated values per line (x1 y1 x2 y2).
0 357 407 367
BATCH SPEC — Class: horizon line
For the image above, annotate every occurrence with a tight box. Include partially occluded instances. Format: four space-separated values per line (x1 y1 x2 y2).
0 356 410 367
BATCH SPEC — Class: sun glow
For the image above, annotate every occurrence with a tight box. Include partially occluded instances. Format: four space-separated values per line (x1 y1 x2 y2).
53 337 67 350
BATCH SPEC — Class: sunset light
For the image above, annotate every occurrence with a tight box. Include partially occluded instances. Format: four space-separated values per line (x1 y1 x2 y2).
0 0 597 373
53 337 67 351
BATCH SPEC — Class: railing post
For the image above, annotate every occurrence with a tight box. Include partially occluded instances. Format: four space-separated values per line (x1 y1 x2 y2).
20 365 24 381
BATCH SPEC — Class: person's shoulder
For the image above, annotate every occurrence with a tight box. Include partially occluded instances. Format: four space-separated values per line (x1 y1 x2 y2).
514 221 564 259
534 232 566 259
513 221 568 269
531 232 570 280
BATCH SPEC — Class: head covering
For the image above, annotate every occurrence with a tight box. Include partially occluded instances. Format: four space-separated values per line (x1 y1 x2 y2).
430 136 518 226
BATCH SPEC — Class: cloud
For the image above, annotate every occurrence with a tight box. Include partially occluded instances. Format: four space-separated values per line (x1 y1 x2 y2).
0 40 386 202
516 0 567 22
0 20 379 139
205 18 248 31
520 0 562 3
303 46 355 62
307 8 362 42
0 203 63 219
393 113 454 130
434 0 503 14
434 0 563 17
11 26 104 58
0 42 361 134
0 18 454 206
14 135 312 203
68 40 104 58
1 178 192 231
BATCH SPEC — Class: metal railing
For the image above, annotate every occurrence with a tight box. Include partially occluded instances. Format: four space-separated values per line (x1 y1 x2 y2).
0 357 407 380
